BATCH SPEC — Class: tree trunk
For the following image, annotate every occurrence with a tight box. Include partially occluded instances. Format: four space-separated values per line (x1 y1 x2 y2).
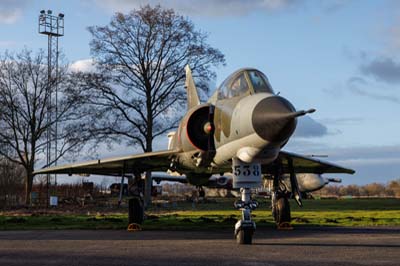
144 136 153 207
25 171 33 206
144 88 153 208
144 171 152 207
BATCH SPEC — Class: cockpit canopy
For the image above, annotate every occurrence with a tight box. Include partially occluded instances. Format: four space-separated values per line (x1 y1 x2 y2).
218 69 274 100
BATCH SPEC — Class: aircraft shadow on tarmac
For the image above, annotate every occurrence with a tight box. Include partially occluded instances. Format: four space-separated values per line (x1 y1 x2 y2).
253 243 400 248
0 227 399 243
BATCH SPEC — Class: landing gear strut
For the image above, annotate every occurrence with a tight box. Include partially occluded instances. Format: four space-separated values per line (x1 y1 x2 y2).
128 197 144 224
231 158 262 245
197 186 205 198
127 173 145 230
234 188 259 244
271 165 292 229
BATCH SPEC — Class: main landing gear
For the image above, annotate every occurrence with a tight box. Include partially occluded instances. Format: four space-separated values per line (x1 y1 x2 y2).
270 158 301 229
234 188 259 244
271 191 291 229
128 196 144 225
127 173 145 231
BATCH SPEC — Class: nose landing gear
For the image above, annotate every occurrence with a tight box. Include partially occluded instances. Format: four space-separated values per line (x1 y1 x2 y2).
231 158 262 245
234 188 259 244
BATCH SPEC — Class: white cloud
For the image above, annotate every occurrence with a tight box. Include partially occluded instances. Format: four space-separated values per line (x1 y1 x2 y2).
70 59 96 72
0 9 21 24
360 57 400 84
328 145 400 161
387 26 400 51
347 75 400 104
335 158 400 167
286 141 400 184
0 40 16 47
293 116 328 138
321 0 349 14
318 117 364 126
93 0 352 17
0 0 30 24
93 0 300 16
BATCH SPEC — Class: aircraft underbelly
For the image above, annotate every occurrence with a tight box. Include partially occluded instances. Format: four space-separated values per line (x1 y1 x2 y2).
213 133 280 166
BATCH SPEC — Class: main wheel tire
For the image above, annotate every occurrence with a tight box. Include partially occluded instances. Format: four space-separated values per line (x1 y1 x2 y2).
199 187 205 198
128 197 144 224
273 196 291 225
236 229 253 245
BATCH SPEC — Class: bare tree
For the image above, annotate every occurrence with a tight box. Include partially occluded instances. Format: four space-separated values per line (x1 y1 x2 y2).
78 5 225 204
362 183 386 197
0 49 93 205
316 180 400 198
387 179 400 197
345 184 361 197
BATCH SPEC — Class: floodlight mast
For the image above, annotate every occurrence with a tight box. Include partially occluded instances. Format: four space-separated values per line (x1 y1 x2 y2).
38 10 64 207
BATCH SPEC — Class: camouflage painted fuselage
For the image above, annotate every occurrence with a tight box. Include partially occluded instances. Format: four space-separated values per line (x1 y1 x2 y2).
169 68 299 180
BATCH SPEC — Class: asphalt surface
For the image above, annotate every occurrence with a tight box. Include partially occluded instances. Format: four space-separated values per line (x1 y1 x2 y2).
0 227 399 266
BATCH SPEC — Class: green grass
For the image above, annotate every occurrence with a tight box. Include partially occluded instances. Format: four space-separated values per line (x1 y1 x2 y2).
1 198 400 230
290 210 400 227
0 214 128 230
290 198 400 211
151 198 400 211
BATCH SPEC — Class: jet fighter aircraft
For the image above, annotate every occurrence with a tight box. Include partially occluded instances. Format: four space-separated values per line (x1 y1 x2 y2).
34 66 354 244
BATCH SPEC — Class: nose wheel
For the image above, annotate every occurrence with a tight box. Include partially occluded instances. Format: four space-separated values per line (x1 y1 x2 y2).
234 188 259 244
236 226 254 245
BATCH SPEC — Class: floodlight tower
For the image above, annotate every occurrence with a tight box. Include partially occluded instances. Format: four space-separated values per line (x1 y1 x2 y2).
38 10 64 207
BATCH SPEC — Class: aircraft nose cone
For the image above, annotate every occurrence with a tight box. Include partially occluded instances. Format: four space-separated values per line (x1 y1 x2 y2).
252 96 297 142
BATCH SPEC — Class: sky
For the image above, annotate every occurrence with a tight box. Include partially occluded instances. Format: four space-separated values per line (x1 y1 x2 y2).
0 0 399 185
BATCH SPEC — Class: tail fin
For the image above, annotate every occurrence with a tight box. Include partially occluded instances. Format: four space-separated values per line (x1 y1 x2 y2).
185 65 200 110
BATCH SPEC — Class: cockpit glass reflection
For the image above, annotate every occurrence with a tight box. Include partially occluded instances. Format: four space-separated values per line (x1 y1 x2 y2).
229 73 248 98
248 70 274 93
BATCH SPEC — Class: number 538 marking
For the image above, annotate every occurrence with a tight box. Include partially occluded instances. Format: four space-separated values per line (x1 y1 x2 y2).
234 164 260 177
